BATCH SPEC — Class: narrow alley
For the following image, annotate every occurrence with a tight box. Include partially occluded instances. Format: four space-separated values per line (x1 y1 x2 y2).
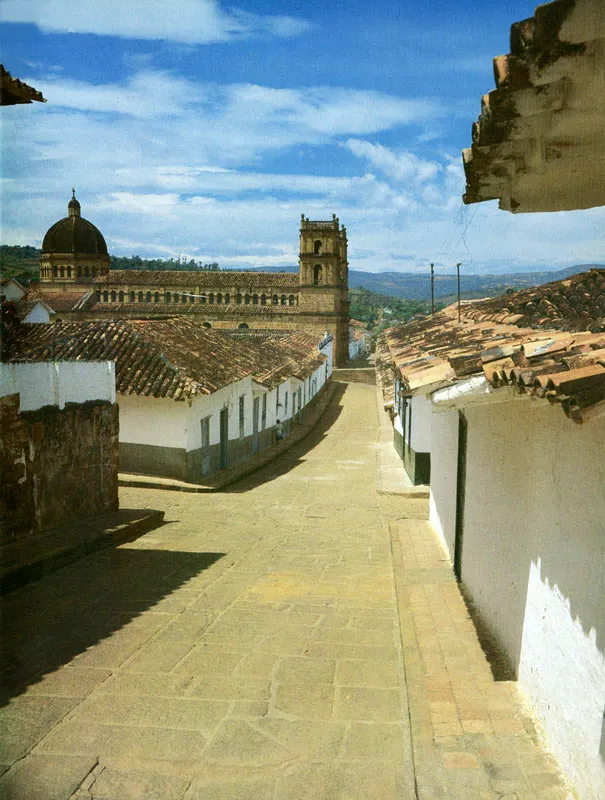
0 382 574 799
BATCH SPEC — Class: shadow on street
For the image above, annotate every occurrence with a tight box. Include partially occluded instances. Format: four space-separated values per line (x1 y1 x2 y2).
223 382 348 492
0 547 225 707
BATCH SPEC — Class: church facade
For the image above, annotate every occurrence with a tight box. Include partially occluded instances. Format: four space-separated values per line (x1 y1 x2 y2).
35 194 350 365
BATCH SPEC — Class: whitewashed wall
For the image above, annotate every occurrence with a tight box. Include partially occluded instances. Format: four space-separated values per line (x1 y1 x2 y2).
428 407 459 556
0 362 115 410
319 336 333 375
408 394 433 452
460 398 605 800
1 280 26 301
23 303 54 324
119 394 189 450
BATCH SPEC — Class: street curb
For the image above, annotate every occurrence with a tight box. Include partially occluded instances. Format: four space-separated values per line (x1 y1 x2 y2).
0 509 165 595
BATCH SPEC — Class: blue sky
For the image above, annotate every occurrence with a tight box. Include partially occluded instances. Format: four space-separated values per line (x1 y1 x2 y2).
2 0 603 274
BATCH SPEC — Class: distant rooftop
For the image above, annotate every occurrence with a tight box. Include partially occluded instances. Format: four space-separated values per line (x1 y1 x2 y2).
1 65 46 106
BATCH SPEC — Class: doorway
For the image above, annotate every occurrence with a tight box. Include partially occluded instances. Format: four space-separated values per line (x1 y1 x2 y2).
220 407 229 469
252 396 259 454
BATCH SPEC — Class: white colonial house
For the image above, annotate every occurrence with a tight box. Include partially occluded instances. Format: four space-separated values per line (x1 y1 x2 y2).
378 270 605 800
15 319 332 484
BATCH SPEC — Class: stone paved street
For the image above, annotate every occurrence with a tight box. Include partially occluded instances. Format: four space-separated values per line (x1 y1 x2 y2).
0 382 574 799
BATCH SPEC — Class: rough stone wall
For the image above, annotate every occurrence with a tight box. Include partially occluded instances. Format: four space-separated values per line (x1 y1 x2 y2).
0 394 119 543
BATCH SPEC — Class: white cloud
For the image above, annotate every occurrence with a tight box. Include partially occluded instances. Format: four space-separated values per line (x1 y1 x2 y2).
2 0 311 44
2 71 604 275
344 139 441 183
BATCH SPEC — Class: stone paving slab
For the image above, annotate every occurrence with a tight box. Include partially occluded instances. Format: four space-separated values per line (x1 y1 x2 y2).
0 381 576 799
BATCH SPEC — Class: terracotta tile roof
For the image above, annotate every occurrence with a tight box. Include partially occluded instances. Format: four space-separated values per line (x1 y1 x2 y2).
11 319 326 400
89 301 300 315
29 289 97 312
95 270 299 288
0 65 46 105
462 0 605 212
380 270 605 424
464 269 605 332
375 333 395 409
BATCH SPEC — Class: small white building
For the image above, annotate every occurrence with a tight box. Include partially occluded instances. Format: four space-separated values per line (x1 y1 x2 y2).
15 319 332 483
379 271 605 800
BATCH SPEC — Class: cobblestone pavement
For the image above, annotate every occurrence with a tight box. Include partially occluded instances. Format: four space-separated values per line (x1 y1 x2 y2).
0 382 574 799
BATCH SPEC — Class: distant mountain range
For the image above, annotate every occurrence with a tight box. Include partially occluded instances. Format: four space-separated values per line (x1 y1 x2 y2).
249 264 604 301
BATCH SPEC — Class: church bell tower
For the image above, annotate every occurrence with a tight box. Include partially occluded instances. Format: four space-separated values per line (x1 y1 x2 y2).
298 214 350 366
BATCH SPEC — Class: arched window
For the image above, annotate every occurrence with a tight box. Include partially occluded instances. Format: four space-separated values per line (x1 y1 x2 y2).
110 290 117 302
289 294 295 306
313 265 322 285
67 266 72 278
173 293 179 303
189 293 194 303
53 266 58 278
272 294 278 305
261 294 267 305
154 292 160 303
60 266 65 278
238 323 249 330
314 239 322 254
209 293 214 304
252 294 258 305
76 266 82 278
118 291 124 303
280 294 287 305
138 291 144 302
103 290 108 302
181 294 187 304
202 321 211 328
84 266 89 277
236 294 242 304
224 293 230 304
96 290 101 301
129 291 135 303
245 294 250 305
146 291 152 302
200 294 207 304
217 293 223 304
165 291 171 303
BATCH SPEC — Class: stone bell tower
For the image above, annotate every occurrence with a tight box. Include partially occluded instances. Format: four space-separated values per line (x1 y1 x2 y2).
298 214 350 366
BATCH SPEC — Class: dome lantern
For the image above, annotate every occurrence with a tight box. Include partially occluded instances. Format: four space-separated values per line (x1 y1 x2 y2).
68 188 81 218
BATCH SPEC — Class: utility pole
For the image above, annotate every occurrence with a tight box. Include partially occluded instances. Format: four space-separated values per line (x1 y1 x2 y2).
456 262 462 322
430 263 435 315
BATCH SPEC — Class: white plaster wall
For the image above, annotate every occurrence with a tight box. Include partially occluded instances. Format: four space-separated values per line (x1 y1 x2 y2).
318 336 333 375
119 394 188 449
461 398 605 800
1 280 26 300
428 407 459 558
23 303 53 324
409 394 433 452
184 376 253 451
349 338 362 360
0 362 115 410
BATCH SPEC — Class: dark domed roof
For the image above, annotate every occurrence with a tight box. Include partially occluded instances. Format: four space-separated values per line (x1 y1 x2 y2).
42 191 108 255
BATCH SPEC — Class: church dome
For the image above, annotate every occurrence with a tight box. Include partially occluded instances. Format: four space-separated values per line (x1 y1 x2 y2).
42 190 108 255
